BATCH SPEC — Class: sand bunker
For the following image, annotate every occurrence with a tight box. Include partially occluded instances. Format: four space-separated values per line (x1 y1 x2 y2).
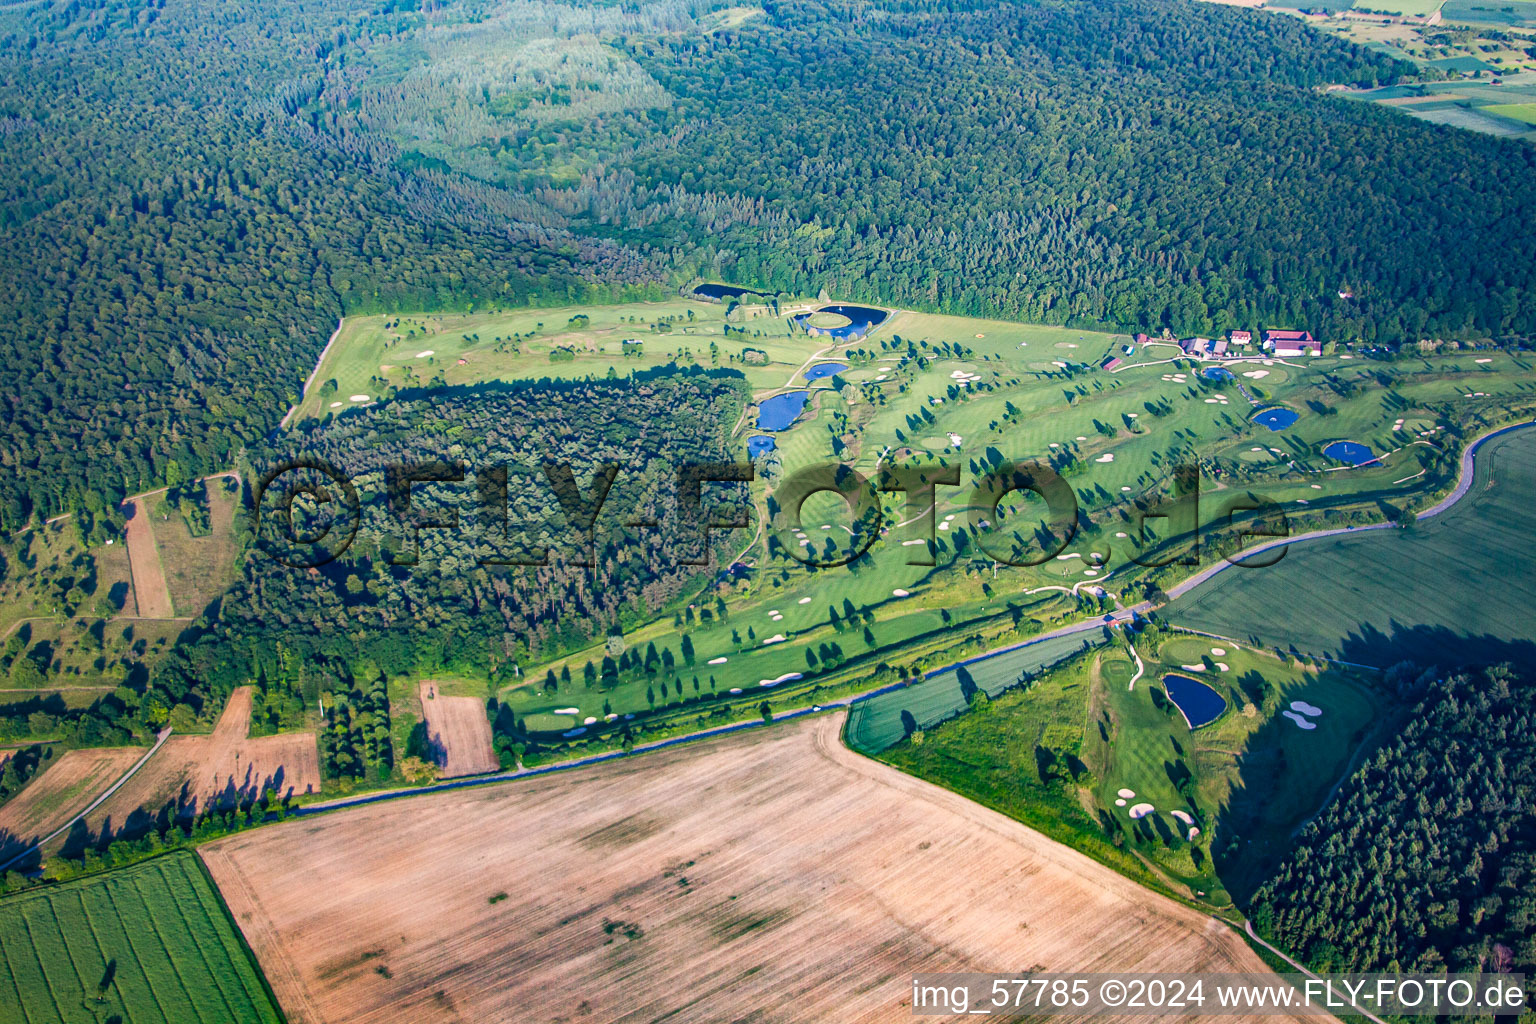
416 350 434 358
554 707 579 715
891 588 910 597
798 597 812 604
1128 803 1154 819
1095 453 1115 462
1216 663 1229 672
760 672 803 687
349 394 369 402
1171 810 1194 826
1282 710 1318 730
762 635 786 644
902 539 926 546
708 657 728 665
1290 700 1322 717
1115 799 1126 807
1117 788 1135 798
1210 648 1225 656
1180 664 1207 672
1242 369 1269 379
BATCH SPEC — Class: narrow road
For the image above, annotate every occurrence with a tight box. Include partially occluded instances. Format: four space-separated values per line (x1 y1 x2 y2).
1242 921 1390 1024
0 727 173 873
279 316 345 429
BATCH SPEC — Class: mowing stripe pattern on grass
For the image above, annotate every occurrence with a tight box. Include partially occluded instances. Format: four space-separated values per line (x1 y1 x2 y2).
0 852 281 1024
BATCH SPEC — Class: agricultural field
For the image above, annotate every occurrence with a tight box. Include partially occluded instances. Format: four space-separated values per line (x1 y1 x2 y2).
120 497 173 621
0 851 282 1024
415 681 497 777
148 476 244 619
0 747 143 866
1168 424 1536 669
201 714 1301 1024
883 633 1384 907
60 687 318 852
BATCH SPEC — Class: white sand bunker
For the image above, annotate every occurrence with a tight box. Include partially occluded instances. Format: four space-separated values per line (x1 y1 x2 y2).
1311 484 1322 490
1057 552 1081 561
1128 803 1155 819
762 634 786 645
1186 827 1200 840
1171 810 1194 825
1095 453 1115 463
329 401 342 408
1115 798 1126 807
1283 710 1318 730
1204 398 1219 404
1117 788 1136 798
902 539 926 546
1210 648 1226 656
708 656 728 665
948 433 963 446
1076 435 1088 441
798 597 812 604
892 588 910 597
415 350 434 358
349 394 369 402
1115 531 1128 538
584 716 597 725
1216 663 1229 672
1290 700 1322 717
554 707 579 715
1242 369 1269 379
1121 486 1132 492
729 687 743 694
1180 664 1207 672
938 522 950 530
1476 358 1493 364
760 672 803 687
1083 569 1098 576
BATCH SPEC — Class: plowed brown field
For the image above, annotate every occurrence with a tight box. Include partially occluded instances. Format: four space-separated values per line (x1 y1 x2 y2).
203 714 1307 1024
417 681 497 778
0 747 142 862
67 686 318 843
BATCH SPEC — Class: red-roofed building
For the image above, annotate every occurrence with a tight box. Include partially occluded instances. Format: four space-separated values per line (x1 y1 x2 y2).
1134 333 1150 345
1101 356 1124 371
1229 330 1252 347
1262 330 1321 357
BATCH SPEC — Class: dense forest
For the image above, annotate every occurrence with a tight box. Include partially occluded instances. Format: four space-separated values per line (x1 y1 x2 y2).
136 369 749 731
4 0 1536 527
1250 664 1536 976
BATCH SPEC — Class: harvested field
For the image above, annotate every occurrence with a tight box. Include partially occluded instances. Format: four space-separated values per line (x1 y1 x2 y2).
66 687 318 845
417 681 497 777
204 715 1303 1024
0 746 142 863
122 496 173 619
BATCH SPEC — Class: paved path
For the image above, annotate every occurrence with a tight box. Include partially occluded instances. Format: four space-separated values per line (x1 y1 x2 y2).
279 316 345 428
0 728 173 873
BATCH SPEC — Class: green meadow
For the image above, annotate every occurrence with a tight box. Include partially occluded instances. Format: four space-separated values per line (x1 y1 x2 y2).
0 852 282 1024
883 631 1383 909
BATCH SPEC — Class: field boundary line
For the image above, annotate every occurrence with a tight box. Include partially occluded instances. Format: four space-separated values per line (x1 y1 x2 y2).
280 317 345 429
0 728 172 874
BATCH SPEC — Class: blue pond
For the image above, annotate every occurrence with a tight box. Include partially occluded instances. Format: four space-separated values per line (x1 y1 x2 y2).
1323 440 1379 466
790 304 889 342
1162 674 1227 729
1202 366 1235 381
1251 407 1300 431
757 391 810 431
804 362 849 382
747 435 776 459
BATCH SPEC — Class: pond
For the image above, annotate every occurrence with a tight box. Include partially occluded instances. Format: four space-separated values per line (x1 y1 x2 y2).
747 435 777 459
1251 407 1300 431
804 361 849 382
1162 673 1228 729
1202 366 1235 381
693 282 766 301
757 391 810 430
1323 440 1379 466
790 304 888 342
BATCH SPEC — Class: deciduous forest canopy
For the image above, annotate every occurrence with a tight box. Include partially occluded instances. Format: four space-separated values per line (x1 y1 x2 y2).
4 0 1535 529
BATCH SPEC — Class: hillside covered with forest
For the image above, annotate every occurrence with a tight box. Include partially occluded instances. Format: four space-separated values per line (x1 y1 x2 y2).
3 0 1536 526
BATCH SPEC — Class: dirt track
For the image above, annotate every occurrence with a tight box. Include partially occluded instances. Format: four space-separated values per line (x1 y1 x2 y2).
203 713 1307 1024
66 687 318 845
0 747 143 862
417 682 497 778
121 496 173 618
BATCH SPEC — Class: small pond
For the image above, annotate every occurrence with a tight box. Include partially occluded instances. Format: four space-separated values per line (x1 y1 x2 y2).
693 282 766 301
757 391 810 430
1323 440 1379 466
790 304 889 342
1251 407 1300 431
1162 673 1228 729
747 435 777 459
804 362 849 382
1202 366 1235 381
